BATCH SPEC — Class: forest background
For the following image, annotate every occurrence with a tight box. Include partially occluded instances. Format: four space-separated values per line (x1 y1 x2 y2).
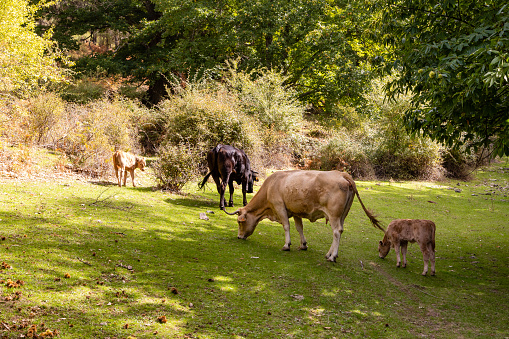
0 0 508 186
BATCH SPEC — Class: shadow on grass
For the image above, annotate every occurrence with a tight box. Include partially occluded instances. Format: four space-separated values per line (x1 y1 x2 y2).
1 178 509 338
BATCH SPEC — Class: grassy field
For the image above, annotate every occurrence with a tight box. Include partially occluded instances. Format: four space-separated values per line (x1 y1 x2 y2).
0 158 508 338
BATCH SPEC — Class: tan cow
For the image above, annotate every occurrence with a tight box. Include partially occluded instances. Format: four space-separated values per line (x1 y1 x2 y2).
225 170 384 262
112 150 146 187
378 219 436 276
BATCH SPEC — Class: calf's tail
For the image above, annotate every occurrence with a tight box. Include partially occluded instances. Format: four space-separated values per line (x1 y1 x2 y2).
344 175 385 232
198 172 212 190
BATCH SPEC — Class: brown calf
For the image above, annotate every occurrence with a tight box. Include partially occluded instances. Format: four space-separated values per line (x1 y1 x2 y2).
112 151 146 187
378 219 436 276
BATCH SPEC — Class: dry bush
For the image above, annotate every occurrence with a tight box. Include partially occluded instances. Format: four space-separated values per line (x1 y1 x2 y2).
27 93 66 145
316 130 376 179
152 143 201 191
54 97 148 176
158 83 260 152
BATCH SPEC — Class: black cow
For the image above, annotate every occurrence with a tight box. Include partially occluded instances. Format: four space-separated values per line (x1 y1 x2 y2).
199 144 258 209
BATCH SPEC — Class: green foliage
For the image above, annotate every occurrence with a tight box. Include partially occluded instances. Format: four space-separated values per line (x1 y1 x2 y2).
152 143 201 191
369 99 442 180
157 79 259 152
227 65 304 133
55 97 146 175
40 0 376 108
0 0 69 96
60 78 109 104
0 160 508 337
27 92 66 144
311 78 442 179
373 0 509 156
318 130 375 178
440 145 491 179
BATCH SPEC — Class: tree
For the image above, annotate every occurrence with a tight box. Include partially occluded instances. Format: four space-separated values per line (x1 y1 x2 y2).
0 0 69 96
39 0 376 109
374 0 509 156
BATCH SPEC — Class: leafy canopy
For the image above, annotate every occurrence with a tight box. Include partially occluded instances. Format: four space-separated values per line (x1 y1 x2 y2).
374 0 509 156
0 0 69 96
40 0 377 109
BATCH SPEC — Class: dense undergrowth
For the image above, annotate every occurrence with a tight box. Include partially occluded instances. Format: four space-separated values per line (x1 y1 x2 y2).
0 66 490 188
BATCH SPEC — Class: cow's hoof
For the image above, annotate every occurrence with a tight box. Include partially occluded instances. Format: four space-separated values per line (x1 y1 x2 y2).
326 256 336 263
430 271 435 276
298 245 308 251
422 272 427 276
228 202 234 207
282 245 291 251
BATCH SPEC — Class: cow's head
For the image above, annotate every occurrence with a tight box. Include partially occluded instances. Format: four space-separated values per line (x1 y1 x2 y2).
246 170 259 193
378 238 391 258
136 157 146 171
224 208 258 239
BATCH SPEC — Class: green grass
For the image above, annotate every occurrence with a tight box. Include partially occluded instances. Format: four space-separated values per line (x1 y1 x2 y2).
1 159 508 338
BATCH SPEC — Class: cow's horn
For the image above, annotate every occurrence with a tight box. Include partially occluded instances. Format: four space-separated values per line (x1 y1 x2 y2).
223 208 240 216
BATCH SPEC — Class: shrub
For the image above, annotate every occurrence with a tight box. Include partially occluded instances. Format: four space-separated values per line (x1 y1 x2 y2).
60 78 108 104
227 65 304 134
440 144 491 179
27 92 66 144
153 143 201 192
317 130 375 179
369 110 441 180
362 78 442 180
157 80 260 154
55 97 147 176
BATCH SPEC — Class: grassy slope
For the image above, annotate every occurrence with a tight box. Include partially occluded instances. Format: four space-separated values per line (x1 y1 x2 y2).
0 158 508 338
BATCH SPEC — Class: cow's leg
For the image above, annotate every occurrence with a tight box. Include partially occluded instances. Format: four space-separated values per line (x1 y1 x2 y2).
242 185 248 206
395 242 401 267
211 175 224 209
123 169 128 186
114 166 121 187
281 218 292 251
401 241 408 268
119 167 125 187
429 243 436 276
325 218 343 262
228 180 234 207
273 207 291 251
420 242 433 276
219 172 231 210
130 169 136 187
293 216 307 250
325 189 353 263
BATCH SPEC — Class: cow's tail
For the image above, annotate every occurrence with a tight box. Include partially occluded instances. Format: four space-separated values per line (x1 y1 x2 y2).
344 175 385 232
199 172 212 190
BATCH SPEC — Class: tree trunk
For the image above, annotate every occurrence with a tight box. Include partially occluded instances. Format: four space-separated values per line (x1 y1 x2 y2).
146 76 169 106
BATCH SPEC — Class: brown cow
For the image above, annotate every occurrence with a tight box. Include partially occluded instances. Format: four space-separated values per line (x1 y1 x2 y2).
225 170 384 262
112 151 146 187
378 219 436 276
